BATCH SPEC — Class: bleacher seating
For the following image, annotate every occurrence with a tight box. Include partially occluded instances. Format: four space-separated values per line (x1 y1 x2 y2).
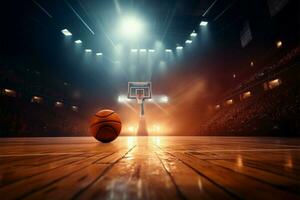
205 47 300 136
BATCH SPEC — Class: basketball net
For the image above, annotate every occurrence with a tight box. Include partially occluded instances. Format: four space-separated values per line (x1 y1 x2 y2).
136 93 144 104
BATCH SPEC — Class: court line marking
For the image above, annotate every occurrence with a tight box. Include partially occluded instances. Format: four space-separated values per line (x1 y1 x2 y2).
1 148 299 157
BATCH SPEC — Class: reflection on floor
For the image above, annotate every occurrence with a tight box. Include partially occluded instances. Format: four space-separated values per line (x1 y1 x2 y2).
0 136 300 200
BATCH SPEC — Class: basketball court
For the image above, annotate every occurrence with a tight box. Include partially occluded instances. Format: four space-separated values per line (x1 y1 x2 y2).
1 136 300 200
1 0 300 199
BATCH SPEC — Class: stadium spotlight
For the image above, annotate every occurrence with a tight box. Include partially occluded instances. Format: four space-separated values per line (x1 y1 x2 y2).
120 16 144 38
185 40 192 44
3 89 16 97
200 21 208 26
118 95 129 103
71 105 79 111
61 29 72 36
74 40 82 44
140 49 147 52
131 49 138 53
148 49 155 53
190 31 197 37
176 46 183 50
127 126 136 133
152 124 161 132
85 49 92 53
165 49 172 52
96 52 103 56
55 101 63 107
160 96 169 103
276 40 283 48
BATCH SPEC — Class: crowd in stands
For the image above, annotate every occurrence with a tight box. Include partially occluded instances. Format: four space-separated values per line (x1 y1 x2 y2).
206 83 300 136
205 47 300 136
0 66 89 137
235 46 300 92
0 96 88 137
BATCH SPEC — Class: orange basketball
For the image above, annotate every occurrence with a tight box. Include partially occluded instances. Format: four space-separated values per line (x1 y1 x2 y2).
89 109 122 143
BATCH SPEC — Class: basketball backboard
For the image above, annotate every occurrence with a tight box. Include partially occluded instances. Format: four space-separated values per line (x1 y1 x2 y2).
128 82 152 102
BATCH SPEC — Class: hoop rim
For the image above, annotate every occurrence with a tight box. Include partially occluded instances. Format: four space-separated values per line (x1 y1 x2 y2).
136 93 144 104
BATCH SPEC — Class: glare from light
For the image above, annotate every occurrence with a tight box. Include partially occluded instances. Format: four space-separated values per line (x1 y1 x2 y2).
127 126 136 133
61 29 72 36
127 136 136 147
185 40 192 44
3 89 16 97
128 126 134 132
74 40 82 44
176 46 183 50
226 99 233 105
120 16 144 38
237 155 243 167
96 52 103 56
153 136 161 145
55 101 63 107
140 49 147 52
4 89 13 93
85 49 92 53
118 95 127 103
71 105 78 111
165 49 172 52
32 96 41 100
160 96 169 103
31 96 43 103
148 49 155 53
200 21 208 26
151 125 161 133
153 125 160 132
131 49 138 53
190 31 197 37
276 40 283 48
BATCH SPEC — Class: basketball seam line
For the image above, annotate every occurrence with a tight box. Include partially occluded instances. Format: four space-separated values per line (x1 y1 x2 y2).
94 112 115 118
90 120 121 128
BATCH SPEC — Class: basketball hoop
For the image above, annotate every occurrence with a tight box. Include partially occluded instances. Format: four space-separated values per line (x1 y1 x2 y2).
127 82 152 116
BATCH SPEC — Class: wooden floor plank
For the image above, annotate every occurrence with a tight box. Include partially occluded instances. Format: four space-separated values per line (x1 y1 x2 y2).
170 151 300 200
0 155 86 186
23 164 109 200
0 154 107 199
0 136 300 200
207 158 300 194
155 148 235 200
75 143 181 200
0 145 134 200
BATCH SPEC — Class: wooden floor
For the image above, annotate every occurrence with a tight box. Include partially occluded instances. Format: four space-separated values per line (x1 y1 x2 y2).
0 137 300 200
